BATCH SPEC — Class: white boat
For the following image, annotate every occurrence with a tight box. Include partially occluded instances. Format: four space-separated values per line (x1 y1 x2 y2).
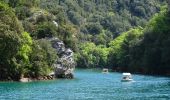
121 73 133 82
102 68 109 73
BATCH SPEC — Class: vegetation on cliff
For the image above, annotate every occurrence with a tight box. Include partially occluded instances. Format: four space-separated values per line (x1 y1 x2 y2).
0 1 57 80
76 6 170 75
39 0 164 45
0 0 169 81
108 6 170 75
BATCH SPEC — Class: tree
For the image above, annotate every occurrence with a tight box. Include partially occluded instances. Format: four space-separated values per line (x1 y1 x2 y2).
0 2 23 80
29 39 57 78
108 27 143 71
86 23 103 35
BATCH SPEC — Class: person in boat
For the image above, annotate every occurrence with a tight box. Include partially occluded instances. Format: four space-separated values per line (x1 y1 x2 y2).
121 73 133 82
123 76 131 79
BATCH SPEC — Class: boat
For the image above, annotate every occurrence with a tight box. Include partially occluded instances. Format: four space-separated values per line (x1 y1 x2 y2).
121 73 133 82
102 68 109 73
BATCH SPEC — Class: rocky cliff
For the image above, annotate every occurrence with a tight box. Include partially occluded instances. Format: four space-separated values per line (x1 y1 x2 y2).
22 9 75 78
50 38 75 79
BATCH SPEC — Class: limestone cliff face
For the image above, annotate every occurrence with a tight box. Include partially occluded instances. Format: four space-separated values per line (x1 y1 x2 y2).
50 38 75 78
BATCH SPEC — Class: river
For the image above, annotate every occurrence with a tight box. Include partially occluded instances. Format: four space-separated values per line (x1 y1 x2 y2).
0 69 170 100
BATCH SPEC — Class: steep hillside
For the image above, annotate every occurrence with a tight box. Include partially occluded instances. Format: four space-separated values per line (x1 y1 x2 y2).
108 6 170 75
75 4 170 75
3 0 165 49
0 1 73 81
40 0 165 44
0 0 169 81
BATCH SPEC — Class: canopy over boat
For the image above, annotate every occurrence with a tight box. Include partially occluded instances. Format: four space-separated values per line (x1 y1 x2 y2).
122 73 131 76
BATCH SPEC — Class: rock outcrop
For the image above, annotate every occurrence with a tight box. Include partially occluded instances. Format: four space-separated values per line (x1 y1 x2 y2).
19 78 32 82
50 38 75 79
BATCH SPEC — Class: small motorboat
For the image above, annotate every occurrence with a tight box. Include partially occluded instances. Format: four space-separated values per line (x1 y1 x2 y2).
102 68 109 73
121 73 133 82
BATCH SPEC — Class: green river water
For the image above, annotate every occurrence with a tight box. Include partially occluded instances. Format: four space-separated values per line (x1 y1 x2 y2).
0 69 170 100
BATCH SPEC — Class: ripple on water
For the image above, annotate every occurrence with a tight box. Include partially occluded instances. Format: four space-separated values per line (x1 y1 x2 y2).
0 70 170 100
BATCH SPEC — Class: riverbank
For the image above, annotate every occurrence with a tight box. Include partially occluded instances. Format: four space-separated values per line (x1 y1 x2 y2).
19 76 55 82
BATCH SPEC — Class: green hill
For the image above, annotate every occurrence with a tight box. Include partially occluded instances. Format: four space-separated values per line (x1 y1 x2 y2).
0 0 169 80
39 0 164 44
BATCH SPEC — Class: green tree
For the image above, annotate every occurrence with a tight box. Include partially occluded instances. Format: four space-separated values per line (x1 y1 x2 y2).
108 27 143 71
29 39 57 78
0 2 23 80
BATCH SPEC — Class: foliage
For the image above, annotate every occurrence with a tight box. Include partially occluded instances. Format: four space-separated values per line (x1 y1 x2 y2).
0 2 23 80
108 27 143 70
15 6 31 20
0 0 169 81
39 0 163 42
18 32 33 62
57 24 78 51
35 22 58 39
0 1 57 80
138 6 170 74
15 32 33 77
86 23 103 35
75 42 109 68
29 39 57 78
6 0 40 8
108 6 170 75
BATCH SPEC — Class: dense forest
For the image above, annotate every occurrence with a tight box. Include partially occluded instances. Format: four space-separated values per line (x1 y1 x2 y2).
80 6 170 74
108 6 170 75
0 1 57 80
40 0 165 46
76 5 170 75
0 0 169 81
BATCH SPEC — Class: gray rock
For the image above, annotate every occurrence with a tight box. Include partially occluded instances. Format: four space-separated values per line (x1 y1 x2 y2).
53 21 59 27
19 78 32 82
50 38 75 79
